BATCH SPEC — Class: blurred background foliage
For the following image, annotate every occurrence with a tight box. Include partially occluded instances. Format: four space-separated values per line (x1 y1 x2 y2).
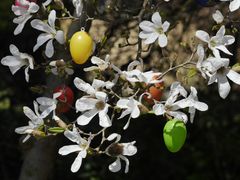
0 0 240 180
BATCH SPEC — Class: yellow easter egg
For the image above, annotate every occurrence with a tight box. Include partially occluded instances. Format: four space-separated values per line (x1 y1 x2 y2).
70 31 93 64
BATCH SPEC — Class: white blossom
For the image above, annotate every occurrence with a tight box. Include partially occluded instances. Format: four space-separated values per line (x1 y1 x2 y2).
31 10 65 58
58 125 90 173
202 55 240 99
116 98 141 129
196 25 235 57
12 1 39 35
220 0 240 12
139 12 170 47
173 87 208 123
153 82 189 123
106 133 137 173
112 62 162 84
15 101 51 142
72 0 83 17
212 10 224 24
1 44 34 82
74 78 113 127
84 55 110 72
36 92 61 119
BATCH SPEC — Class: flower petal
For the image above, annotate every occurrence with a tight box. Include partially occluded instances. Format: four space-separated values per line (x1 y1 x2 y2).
1 56 23 67
48 10 56 29
58 145 82 155
216 25 225 39
71 152 83 173
139 21 154 32
223 35 235 45
119 155 130 173
75 97 97 112
151 12 162 26
217 73 231 99
196 30 210 43
24 66 30 82
107 133 121 142
122 142 137 156
158 34 168 47
216 45 232 55
74 77 95 95
45 39 54 58
168 111 188 123
117 99 129 109
229 0 240 12
131 105 140 119
99 105 111 127
10 44 20 56
212 10 224 24
139 31 152 39
118 109 131 119
14 15 32 35
109 158 121 173
77 109 98 126
143 32 158 44
31 19 54 33
28 2 39 13
162 21 170 32
227 69 240 85
33 33 52 52
55 30 65 44
153 103 165 115
15 125 31 134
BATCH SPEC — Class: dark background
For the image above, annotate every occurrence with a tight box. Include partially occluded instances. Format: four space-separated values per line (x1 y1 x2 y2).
0 0 240 180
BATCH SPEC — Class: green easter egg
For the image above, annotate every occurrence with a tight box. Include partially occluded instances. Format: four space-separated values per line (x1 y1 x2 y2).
163 119 187 153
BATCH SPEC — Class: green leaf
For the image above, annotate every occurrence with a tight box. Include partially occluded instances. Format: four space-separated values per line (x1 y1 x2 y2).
48 127 65 133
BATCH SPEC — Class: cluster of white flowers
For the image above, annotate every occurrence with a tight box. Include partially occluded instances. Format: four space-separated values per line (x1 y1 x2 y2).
1 0 240 175
153 82 208 123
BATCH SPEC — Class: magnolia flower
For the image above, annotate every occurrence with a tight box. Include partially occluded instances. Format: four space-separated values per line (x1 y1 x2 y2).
15 101 51 142
202 56 240 99
173 87 208 123
139 12 170 47
212 10 224 24
153 82 189 123
74 78 113 127
36 92 61 119
106 133 137 173
74 77 114 96
220 0 240 12
196 25 235 57
1 44 34 82
72 0 83 17
31 10 65 58
58 125 90 173
84 55 110 72
75 96 111 127
123 70 162 84
49 59 74 75
117 98 141 119
112 62 162 84
116 98 141 129
12 1 39 35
